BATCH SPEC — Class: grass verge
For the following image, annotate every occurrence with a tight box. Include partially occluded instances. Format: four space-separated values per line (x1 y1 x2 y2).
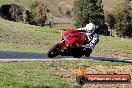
0 60 131 88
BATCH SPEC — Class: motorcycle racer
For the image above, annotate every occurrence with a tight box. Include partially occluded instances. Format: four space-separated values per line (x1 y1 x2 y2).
76 23 99 57
47 22 99 58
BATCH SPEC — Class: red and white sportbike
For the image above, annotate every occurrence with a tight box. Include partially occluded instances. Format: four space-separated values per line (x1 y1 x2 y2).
47 29 92 58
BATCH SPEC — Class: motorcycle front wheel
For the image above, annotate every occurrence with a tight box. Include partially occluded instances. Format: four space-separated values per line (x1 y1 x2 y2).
47 43 61 58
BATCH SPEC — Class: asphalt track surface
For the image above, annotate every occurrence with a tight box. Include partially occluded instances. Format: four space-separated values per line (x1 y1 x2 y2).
0 51 132 63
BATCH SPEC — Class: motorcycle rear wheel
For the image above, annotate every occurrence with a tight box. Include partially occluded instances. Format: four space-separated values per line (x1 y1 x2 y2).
47 43 61 58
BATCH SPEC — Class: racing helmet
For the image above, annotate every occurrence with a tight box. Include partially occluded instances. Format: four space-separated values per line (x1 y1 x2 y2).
85 23 96 33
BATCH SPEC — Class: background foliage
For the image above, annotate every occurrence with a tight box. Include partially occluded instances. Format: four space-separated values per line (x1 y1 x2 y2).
73 0 110 35
114 1 132 37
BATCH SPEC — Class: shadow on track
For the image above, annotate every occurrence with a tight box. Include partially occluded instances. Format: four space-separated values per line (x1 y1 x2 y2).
0 51 131 63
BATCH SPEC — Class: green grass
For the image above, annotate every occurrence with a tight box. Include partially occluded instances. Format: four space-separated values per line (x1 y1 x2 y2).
0 61 74 88
0 60 131 88
97 35 132 51
0 18 61 53
0 43 46 53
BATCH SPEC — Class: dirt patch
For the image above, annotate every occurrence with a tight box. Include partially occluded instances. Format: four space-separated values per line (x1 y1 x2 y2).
93 49 132 59
115 52 132 58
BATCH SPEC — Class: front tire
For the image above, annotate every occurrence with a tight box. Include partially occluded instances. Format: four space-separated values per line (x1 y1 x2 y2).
47 43 61 58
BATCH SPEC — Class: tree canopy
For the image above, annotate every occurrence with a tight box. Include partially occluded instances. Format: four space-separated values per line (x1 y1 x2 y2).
73 0 104 27
114 1 132 37
73 0 109 35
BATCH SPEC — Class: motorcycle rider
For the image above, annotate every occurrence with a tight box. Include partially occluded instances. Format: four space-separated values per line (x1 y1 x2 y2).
76 22 99 57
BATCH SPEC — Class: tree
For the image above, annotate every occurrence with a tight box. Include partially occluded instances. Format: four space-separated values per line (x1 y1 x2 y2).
114 1 131 37
73 0 109 35
0 4 26 22
26 1 48 26
73 0 104 26
105 12 116 36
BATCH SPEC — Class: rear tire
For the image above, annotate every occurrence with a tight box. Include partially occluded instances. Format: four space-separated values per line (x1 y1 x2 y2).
47 43 61 58
84 48 92 57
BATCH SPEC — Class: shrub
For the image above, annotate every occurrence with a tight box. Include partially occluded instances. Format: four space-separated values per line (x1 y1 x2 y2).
0 4 26 22
26 1 48 26
114 1 131 37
